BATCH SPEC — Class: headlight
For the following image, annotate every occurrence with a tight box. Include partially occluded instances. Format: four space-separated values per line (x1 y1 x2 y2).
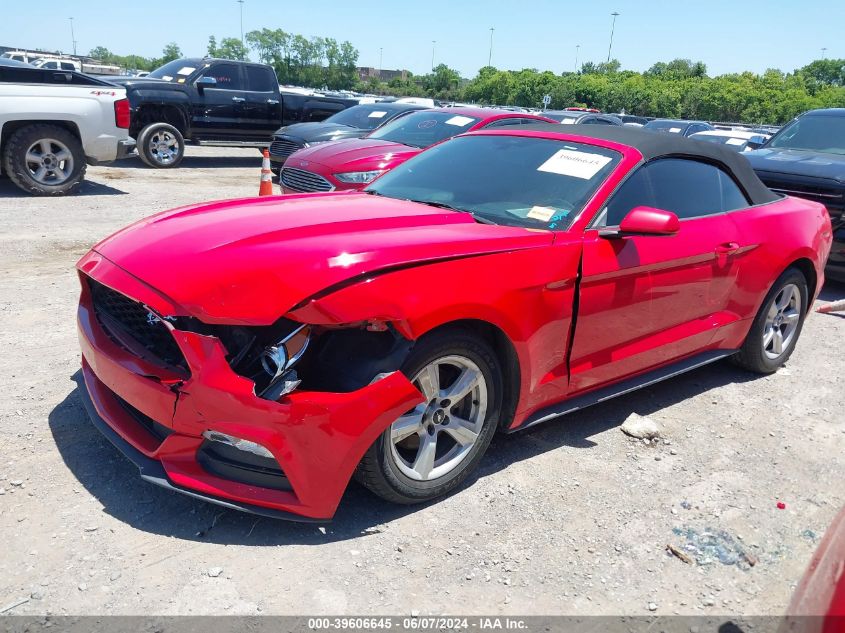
334 170 384 184
260 323 311 381
304 139 335 147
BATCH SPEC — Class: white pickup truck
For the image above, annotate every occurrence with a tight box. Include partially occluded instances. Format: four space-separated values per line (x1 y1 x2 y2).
0 58 134 195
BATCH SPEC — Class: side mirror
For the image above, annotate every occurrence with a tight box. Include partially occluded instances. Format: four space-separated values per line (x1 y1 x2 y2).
745 136 766 151
600 206 680 238
196 76 217 92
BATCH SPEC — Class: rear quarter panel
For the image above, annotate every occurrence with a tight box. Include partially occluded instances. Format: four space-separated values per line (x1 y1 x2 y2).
728 196 832 318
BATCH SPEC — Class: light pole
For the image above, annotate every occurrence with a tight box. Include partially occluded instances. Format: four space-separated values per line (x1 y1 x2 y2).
379 47 383 77
68 17 77 55
431 40 436 70
237 0 245 48
822 47 828 59
607 12 620 63
488 28 495 67
575 44 580 73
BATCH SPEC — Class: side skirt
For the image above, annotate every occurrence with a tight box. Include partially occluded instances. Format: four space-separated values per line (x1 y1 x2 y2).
508 349 737 433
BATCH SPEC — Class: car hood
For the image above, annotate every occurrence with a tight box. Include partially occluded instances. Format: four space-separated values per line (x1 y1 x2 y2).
746 148 845 184
288 138 421 172
92 193 554 325
274 122 364 144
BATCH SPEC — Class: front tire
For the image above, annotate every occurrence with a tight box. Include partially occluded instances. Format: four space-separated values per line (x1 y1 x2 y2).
2 124 85 195
732 267 808 374
137 122 185 168
356 329 503 505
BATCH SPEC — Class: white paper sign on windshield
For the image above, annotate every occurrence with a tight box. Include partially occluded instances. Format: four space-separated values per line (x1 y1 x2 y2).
527 206 556 221
537 149 612 180
368 111 388 118
445 115 475 127
726 137 746 146
177 66 196 76
669 127 682 133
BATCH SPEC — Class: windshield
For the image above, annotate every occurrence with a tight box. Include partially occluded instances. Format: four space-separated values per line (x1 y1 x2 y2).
644 120 687 133
148 60 198 82
767 115 845 155
367 111 480 148
366 135 621 230
325 105 407 131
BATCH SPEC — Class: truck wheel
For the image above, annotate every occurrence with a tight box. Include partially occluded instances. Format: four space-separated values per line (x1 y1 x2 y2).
137 123 184 168
2 124 85 196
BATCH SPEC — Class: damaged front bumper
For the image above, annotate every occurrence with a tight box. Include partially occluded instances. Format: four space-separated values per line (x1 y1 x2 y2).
76 253 423 521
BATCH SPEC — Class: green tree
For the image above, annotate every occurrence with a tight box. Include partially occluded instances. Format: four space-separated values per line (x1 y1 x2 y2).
208 36 249 61
159 42 182 65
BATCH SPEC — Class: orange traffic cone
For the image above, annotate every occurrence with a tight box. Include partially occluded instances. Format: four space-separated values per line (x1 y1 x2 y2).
258 148 274 196
817 298 845 314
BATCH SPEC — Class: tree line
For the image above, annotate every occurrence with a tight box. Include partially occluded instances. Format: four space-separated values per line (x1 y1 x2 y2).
88 37 845 125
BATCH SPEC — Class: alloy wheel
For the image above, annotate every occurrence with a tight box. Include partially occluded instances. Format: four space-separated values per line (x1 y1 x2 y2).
388 355 488 481
148 129 180 165
25 138 75 185
762 283 801 360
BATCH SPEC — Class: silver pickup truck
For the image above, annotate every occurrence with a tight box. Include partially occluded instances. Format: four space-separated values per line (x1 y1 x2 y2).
0 58 134 195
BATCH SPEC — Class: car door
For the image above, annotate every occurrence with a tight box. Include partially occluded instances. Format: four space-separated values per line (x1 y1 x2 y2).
567 158 743 392
191 62 246 139
243 64 282 140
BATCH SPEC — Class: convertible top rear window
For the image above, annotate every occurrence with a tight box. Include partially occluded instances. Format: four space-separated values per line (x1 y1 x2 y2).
366 135 621 230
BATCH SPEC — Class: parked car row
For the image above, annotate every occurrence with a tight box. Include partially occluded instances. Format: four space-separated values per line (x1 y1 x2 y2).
277 108 556 192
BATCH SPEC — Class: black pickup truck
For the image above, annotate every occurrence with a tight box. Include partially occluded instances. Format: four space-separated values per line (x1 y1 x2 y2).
746 108 845 282
107 58 358 168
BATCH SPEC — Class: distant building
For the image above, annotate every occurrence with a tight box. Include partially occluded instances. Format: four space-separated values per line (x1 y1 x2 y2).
357 66 409 82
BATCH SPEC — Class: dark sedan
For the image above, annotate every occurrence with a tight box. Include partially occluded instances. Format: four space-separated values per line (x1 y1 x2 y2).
269 102 428 170
643 119 714 137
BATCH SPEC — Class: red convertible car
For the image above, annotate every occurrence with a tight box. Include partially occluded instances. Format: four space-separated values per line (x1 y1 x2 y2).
76 125 832 521
279 107 555 193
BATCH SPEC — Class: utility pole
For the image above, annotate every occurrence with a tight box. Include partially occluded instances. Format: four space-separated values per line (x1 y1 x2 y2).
68 17 77 56
575 44 580 73
237 0 245 48
607 12 620 63
431 40 436 70
488 27 495 67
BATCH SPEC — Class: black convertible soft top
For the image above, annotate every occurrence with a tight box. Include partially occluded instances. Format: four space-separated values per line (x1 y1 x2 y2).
514 123 780 206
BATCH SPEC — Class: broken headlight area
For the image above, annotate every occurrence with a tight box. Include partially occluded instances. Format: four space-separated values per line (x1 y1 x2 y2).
175 318 415 400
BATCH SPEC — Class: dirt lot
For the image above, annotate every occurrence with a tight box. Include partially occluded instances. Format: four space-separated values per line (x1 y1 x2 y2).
0 146 843 617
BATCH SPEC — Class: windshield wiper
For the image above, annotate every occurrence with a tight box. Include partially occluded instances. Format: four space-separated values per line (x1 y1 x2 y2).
406 199 498 225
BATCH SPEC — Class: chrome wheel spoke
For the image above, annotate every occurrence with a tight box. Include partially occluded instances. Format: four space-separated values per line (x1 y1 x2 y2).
763 327 775 349
444 416 479 446
39 140 52 155
443 367 480 404
33 165 48 181
783 309 800 324
25 151 41 163
416 363 440 400
391 408 425 443
412 434 437 479
771 328 784 355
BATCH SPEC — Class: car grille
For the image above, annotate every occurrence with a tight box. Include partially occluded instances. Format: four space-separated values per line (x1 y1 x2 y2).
269 137 305 161
280 167 334 193
88 277 188 375
761 178 845 214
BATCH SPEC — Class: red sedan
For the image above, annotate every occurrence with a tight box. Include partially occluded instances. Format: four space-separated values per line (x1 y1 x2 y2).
76 125 832 521
279 107 556 193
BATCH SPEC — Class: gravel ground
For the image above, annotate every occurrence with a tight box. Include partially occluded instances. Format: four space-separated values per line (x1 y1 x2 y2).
0 146 843 617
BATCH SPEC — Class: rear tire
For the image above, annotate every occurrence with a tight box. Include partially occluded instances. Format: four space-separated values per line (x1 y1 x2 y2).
732 267 808 374
137 122 184 168
2 124 85 195
355 329 503 505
